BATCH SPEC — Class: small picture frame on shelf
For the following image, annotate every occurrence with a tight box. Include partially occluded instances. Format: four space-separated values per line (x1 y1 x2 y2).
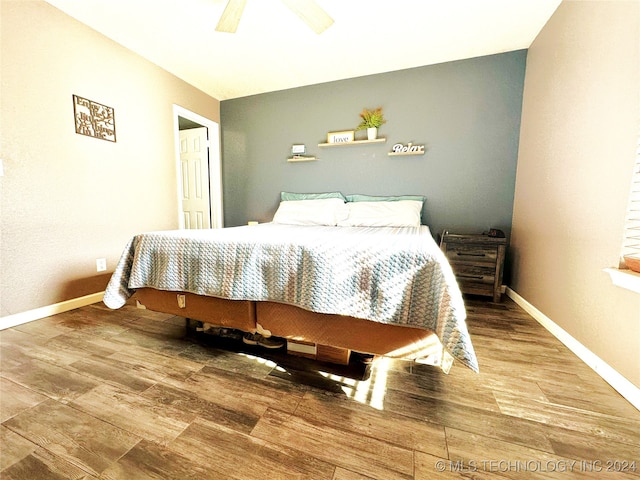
327 130 354 144
292 144 306 155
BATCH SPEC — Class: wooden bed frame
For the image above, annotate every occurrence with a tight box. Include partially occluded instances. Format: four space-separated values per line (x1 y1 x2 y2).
134 287 443 366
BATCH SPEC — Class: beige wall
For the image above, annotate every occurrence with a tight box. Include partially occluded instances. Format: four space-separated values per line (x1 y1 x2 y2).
3 0 639 393
0 0 220 316
511 0 640 387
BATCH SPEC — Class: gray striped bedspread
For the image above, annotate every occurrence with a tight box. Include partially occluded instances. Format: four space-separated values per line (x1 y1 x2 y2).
103 223 478 371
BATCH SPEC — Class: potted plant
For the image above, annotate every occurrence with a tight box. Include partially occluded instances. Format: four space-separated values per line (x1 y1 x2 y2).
355 107 386 140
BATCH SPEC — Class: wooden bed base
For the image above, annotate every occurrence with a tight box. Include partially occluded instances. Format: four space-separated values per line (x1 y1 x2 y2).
134 288 442 366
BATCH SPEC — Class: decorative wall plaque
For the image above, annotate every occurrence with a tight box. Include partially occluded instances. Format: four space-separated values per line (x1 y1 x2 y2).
73 95 116 142
388 142 425 156
392 142 425 154
327 130 354 143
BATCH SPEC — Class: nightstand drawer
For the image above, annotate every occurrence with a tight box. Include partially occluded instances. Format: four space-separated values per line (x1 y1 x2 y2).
457 279 495 297
445 244 498 264
451 264 495 284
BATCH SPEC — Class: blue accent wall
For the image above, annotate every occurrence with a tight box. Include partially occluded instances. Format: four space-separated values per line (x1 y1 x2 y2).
221 50 526 241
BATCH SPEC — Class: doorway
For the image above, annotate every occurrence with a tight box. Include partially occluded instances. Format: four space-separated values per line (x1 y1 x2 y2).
173 105 223 229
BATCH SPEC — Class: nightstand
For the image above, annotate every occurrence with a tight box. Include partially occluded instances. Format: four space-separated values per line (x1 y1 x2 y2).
440 233 507 302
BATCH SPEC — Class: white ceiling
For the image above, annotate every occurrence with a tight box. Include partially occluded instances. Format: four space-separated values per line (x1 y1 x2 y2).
44 0 562 100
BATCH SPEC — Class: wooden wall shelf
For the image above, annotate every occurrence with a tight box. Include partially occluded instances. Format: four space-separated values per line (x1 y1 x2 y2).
318 138 386 147
388 151 425 156
287 156 317 162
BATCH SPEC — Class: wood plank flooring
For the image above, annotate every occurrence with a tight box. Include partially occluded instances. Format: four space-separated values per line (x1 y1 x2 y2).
1 296 639 479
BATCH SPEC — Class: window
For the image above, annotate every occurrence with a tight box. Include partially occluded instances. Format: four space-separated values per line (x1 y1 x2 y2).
620 132 640 267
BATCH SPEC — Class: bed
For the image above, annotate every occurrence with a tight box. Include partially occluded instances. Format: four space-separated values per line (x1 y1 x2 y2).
103 193 478 373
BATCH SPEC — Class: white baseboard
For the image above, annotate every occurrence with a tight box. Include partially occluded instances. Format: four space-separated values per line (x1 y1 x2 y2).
506 287 640 411
0 292 105 330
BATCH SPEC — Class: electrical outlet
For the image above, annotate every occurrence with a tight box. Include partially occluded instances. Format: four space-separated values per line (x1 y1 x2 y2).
96 258 107 272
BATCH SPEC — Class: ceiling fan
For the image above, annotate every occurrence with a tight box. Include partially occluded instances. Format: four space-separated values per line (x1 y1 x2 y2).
216 0 334 34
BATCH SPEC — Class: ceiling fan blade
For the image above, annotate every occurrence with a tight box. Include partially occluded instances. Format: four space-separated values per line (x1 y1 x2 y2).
281 0 334 34
216 0 247 33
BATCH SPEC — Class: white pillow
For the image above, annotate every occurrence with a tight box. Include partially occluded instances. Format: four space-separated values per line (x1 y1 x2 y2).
337 200 422 227
272 198 345 226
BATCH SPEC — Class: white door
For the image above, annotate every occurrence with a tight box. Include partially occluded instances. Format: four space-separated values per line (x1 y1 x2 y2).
179 127 211 229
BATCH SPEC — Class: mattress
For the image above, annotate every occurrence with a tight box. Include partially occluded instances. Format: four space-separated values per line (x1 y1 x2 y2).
104 223 478 371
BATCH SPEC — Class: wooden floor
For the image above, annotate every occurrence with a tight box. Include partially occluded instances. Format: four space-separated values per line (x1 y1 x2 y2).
1 296 639 479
